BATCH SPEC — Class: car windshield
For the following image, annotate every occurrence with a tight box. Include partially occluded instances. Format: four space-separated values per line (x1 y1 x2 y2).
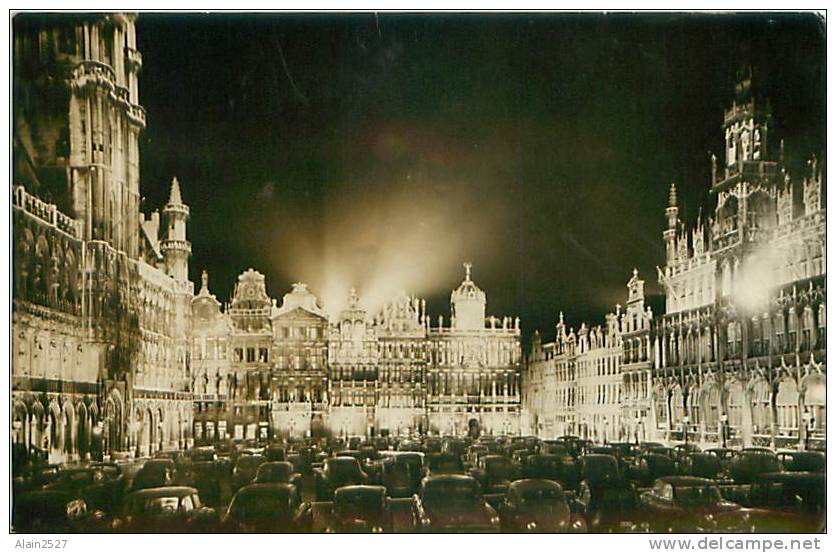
229 493 292 521
138 496 181 515
675 485 722 506
335 493 385 517
761 481 824 511
519 486 565 506
424 481 480 505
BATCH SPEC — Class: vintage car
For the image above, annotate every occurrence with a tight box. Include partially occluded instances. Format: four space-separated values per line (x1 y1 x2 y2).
327 485 393 533
777 451 826 473
469 455 522 494
678 453 723 479
253 461 303 488
733 472 826 533
574 478 640 532
673 443 702 459
314 456 369 501
117 486 218 533
231 454 267 492
425 453 465 476
264 445 287 462
629 452 677 488
636 476 745 533
42 465 125 515
412 474 501 533
497 479 586 533
465 445 490 468
378 458 421 498
189 447 218 463
522 453 580 490
13 490 108 533
222 483 312 533
189 460 222 507
130 459 176 492
578 453 622 485
728 449 782 484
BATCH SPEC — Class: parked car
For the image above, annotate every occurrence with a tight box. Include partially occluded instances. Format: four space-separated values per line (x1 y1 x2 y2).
222 483 312 533
425 453 465 476
469 455 521 494
253 461 303 488
629 452 677 488
679 453 723 480
412 475 500 533
327 485 393 533
13 490 108 533
264 445 287 462
578 454 621 485
728 449 782 484
314 457 369 501
497 479 586 533
131 459 175 492
42 465 125 516
189 461 222 507
231 454 267 492
637 476 745 533
117 486 218 533
575 479 640 532
777 451 825 473
379 458 420 498
522 454 580 490
735 472 826 533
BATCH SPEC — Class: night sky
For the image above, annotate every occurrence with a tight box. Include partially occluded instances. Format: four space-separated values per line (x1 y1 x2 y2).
134 12 825 343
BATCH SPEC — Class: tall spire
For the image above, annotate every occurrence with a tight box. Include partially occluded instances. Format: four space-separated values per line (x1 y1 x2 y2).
668 182 677 208
168 176 183 206
464 261 473 281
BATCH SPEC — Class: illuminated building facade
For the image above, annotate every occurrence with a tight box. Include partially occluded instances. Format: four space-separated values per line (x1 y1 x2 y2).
651 71 826 449
524 71 826 449
190 265 521 439
12 14 194 463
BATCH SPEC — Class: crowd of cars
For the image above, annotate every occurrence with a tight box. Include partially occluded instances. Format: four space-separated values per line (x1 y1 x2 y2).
11 435 826 533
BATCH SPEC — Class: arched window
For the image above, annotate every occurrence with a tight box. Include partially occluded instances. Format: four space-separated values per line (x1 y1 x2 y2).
787 308 799 352
774 311 786 354
701 384 721 430
726 381 746 429
804 375 826 434
775 379 799 433
801 306 816 351
750 379 771 435
670 385 684 426
817 303 826 349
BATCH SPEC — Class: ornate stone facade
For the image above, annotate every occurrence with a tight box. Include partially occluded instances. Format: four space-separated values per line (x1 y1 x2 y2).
190 265 522 439
524 70 826 449
12 14 193 463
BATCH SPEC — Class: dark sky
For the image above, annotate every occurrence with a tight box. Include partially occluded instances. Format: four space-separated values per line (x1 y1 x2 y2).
135 12 825 343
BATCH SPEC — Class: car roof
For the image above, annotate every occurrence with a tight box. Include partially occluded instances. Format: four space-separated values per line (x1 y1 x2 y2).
509 478 564 492
657 476 716 486
424 474 477 484
758 471 824 483
235 482 296 496
334 485 387 499
129 486 198 498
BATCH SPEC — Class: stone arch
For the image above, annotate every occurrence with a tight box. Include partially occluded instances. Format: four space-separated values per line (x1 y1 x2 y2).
76 402 89 458
47 400 62 455
747 190 776 230
31 401 46 451
669 383 685 426
104 389 124 452
15 227 34 298
12 401 29 446
724 379 747 429
62 400 76 457
652 383 669 429
748 377 772 435
33 234 50 300
699 380 721 431
800 373 825 434
775 378 799 433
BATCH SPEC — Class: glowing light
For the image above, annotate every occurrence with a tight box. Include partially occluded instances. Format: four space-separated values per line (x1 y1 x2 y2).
733 249 775 313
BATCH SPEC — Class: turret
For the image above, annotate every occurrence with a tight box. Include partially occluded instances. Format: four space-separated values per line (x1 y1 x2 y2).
664 183 679 264
450 262 487 330
160 177 191 282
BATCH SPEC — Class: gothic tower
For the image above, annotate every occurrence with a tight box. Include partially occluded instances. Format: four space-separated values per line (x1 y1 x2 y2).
160 177 191 282
13 13 146 257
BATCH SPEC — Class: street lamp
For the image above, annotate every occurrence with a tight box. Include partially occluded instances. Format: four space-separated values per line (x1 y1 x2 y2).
682 415 690 446
720 414 728 449
802 410 814 451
